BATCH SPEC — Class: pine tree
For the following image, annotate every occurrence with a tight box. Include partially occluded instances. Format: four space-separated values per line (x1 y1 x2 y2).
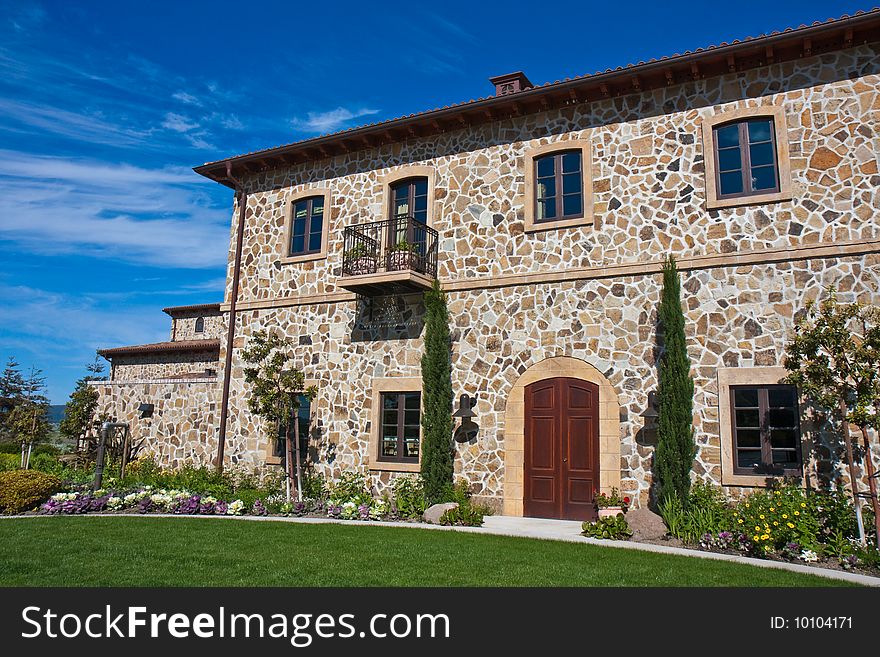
420 280 454 504
0 357 25 442
654 256 696 506
61 355 107 445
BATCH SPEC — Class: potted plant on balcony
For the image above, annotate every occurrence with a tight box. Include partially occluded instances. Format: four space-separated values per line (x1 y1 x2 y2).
387 240 420 272
344 244 377 276
595 487 630 518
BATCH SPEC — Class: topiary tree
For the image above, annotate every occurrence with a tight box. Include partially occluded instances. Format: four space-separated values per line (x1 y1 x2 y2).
784 288 880 546
421 280 454 504
241 331 316 502
654 255 697 507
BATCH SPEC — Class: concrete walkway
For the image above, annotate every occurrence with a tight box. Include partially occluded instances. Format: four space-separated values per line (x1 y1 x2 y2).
6 511 879 586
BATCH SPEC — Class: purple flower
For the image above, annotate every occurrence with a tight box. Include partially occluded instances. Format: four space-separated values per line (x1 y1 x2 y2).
252 499 268 516
358 503 370 520
326 504 341 519
214 500 228 515
138 499 154 514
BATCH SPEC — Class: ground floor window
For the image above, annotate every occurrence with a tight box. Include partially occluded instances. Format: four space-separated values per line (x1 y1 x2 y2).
275 394 311 459
730 385 801 475
379 391 420 463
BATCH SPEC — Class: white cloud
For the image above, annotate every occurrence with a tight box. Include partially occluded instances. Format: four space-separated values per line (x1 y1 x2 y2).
161 112 199 133
172 90 201 105
0 150 229 269
291 106 380 134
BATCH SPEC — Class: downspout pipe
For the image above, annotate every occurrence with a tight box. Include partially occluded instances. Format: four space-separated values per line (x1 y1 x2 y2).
216 161 247 472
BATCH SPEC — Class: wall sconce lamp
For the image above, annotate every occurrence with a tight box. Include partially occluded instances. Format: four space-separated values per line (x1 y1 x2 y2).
138 403 155 419
452 394 478 443
641 390 659 428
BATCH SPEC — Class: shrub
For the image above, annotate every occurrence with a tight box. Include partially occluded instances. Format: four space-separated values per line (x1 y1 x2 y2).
439 502 485 527
0 454 19 472
734 484 822 553
595 487 630 509
0 470 62 513
582 515 633 540
328 471 372 506
300 469 327 500
392 474 426 519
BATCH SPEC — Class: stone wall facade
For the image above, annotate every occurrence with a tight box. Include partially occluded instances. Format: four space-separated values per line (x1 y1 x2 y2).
90 378 220 469
98 43 880 514
171 311 225 342
110 351 220 382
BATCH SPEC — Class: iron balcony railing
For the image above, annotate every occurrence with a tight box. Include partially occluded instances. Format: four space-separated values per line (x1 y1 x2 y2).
341 216 438 279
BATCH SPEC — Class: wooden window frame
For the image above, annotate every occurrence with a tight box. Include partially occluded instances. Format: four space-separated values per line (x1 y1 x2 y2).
717 366 805 487
533 150 584 223
713 118 780 200
194 317 205 333
377 391 421 464
522 138 593 233
379 166 436 228
281 188 332 264
701 105 792 210
369 376 423 472
729 385 802 476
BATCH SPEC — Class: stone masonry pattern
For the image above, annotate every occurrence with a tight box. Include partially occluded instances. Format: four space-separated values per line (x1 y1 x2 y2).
97 45 880 511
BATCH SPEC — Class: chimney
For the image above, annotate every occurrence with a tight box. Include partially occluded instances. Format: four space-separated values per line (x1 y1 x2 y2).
489 71 532 97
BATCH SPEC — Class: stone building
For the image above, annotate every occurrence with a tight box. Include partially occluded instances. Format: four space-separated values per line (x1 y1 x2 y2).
95 11 880 519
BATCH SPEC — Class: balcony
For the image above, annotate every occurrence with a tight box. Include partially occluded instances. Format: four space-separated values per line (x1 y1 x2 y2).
339 216 438 296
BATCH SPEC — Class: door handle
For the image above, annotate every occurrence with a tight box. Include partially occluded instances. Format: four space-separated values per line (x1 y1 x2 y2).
562 458 568 462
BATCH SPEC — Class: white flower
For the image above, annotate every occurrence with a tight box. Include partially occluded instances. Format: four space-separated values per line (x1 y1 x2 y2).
801 549 819 563
202 496 217 505
150 493 172 509
227 500 245 516
107 496 123 510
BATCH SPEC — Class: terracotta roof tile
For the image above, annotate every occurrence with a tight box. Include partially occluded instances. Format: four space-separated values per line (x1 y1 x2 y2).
98 339 221 358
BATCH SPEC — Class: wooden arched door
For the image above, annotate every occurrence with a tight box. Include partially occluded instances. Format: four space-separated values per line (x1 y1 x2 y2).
524 377 599 521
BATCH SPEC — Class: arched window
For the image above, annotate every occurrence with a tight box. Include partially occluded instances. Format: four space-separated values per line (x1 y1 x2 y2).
288 195 325 256
389 177 428 224
712 117 779 199
533 149 583 222
194 317 205 333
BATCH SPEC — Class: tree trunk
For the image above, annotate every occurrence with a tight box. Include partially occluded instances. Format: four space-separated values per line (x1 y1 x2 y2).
285 421 293 504
293 413 304 502
840 399 866 544
25 442 32 469
859 425 880 547
19 442 25 469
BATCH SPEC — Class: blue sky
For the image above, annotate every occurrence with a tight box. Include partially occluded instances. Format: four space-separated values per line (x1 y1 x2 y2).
0 0 869 402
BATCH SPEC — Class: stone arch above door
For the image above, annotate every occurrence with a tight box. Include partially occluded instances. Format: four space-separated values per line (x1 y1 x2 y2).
503 356 621 517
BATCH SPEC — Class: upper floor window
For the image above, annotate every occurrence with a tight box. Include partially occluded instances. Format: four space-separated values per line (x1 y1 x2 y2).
534 150 583 222
390 177 428 224
713 118 779 199
701 106 792 210
730 385 802 476
289 196 324 257
194 317 205 333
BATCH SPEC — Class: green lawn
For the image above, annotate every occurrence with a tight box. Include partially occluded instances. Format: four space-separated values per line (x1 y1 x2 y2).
0 516 852 587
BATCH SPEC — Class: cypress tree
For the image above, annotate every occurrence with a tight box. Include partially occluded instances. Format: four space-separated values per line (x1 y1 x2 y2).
421 280 454 504
654 256 696 506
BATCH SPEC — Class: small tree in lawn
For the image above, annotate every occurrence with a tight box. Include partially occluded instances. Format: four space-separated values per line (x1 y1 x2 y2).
421 280 454 504
784 288 880 546
8 400 50 468
654 256 697 507
242 331 316 503
61 356 106 449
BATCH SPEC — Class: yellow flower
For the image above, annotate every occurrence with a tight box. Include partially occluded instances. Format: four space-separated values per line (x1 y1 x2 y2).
775 491 781 496
770 507 775 512
753 535 760 541
738 518 744 524
794 511 800 516
782 514 788 519
759 514 765 519
801 502 806 508
755 526 761 531
773 521 779 526
787 523 795 528
762 534 769 540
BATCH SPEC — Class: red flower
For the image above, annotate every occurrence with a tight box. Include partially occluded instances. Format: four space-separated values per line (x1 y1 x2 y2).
623 497 631 504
